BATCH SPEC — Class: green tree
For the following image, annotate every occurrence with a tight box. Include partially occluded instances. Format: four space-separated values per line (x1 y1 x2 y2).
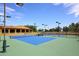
25 25 37 32
49 28 55 32
45 29 49 32
75 22 79 32
69 23 76 32
68 22 79 32
55 27 61 32
63 26 69 32
38 29 43 32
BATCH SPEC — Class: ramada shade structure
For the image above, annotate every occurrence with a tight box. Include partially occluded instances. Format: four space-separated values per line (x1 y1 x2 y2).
0 26 32 33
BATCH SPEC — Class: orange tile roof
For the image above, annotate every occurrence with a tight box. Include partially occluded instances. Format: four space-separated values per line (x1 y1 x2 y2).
0 26 31 30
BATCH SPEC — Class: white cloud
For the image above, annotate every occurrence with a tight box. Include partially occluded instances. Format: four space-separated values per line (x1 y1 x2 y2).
6 6 15 12
52 3 61 6
0 12 3 16
63 3 74 7
53 3 79 17
15 16 22 19
65 3 79 17
0 6 15 16
0 6 24 17
6 6 15 14
0 6 15 14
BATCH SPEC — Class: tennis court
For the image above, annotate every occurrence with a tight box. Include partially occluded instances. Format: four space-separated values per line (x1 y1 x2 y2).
0 35 79 56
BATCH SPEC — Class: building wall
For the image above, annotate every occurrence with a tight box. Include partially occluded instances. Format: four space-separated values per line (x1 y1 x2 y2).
0 29 2 33
0 28 32 34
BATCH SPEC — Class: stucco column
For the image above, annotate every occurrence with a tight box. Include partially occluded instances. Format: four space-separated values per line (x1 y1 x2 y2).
28 29 31 32
20 29 22 33
15 29 17 33
24 29 26 33
0 29 2 33
8 29 10 33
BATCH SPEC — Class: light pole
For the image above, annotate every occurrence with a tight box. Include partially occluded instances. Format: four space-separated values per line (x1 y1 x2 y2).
46 25 49 32
42 24 47 32
33 23 37 32
42 24 45 32
2 3 24 53
45 25 48 32
56 21 61 32
2 3 6 52
16 3 24 7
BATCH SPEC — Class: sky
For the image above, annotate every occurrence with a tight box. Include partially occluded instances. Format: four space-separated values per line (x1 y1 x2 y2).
0 3 79 29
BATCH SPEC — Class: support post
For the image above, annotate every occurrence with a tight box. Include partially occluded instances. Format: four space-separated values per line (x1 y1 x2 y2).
2 3 6 52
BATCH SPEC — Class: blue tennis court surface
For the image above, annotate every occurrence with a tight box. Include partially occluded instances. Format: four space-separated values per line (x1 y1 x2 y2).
11 35 56 45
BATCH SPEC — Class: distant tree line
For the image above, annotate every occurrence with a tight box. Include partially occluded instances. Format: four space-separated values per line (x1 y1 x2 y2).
63 22 79 32
24 22 79 32
38 22 79 32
